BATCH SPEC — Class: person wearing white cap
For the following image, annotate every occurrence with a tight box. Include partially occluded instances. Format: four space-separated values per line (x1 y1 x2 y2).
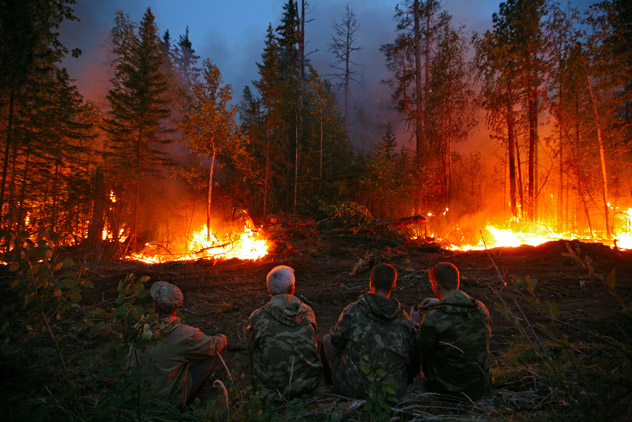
145 281 227 405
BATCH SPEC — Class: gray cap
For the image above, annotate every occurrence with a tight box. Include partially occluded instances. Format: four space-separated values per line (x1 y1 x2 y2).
150 281 184 309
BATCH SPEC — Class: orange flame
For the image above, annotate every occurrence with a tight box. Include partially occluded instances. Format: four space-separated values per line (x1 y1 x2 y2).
445 207 632 251
126 218 270 264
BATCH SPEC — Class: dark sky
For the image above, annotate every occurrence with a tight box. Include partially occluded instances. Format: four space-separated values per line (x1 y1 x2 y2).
59 0 597 151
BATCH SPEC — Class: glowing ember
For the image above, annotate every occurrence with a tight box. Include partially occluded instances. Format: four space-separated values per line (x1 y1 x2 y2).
127 218 270 263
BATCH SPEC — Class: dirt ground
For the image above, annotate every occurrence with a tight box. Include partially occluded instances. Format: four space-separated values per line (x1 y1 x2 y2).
87 225 632 401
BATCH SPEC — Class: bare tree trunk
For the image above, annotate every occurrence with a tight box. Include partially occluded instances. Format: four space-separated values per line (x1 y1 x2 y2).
263 124 270 216
319 113 323 180
207 142 216 242
527 52 539 222
0 90 14 221
87 168 106 248
506 81 518 218
133 128 142 251
586 73 610 238
294 112 298 214
413 0 423 157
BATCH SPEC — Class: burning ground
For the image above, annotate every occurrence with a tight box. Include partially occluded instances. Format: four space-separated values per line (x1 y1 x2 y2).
12 222 627 421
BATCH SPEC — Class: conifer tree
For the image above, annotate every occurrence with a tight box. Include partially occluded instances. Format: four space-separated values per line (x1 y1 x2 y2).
103 8 171 249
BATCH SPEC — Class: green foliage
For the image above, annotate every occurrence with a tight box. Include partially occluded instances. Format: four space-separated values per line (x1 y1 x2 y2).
3 237 91 350
493 242 632 420
360 356 397 422
319 201 374 232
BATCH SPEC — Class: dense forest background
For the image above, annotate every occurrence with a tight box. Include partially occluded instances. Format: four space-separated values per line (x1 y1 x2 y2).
1 0 630 253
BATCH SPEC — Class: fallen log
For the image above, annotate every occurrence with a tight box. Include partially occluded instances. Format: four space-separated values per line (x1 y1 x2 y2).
370 215 427 227
325 215 427 233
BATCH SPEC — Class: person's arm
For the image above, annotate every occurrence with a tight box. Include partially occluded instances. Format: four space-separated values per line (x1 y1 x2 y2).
417 315 438 363
329 305 354 351
183 326 228 359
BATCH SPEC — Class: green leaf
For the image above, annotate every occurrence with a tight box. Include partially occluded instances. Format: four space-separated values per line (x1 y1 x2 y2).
69 292 82 303
139 275 150 284
141 324 153 340
605 268 616 290
112 307 127 318
134 282 145 294
63 257 75 267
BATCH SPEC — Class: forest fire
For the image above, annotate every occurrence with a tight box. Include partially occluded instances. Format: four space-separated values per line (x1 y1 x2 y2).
126 218 270 264
442 207 632 251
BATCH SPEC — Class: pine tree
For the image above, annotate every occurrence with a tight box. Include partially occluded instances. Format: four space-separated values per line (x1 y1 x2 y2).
103 8 171 249
427 21 476 212
377 122 398 159
253 25 283 215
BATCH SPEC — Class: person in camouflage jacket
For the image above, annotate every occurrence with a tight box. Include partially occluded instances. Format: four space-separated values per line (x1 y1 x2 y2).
245 265 323 400
142 281 228 406
322 263 417 399
412 262 492 399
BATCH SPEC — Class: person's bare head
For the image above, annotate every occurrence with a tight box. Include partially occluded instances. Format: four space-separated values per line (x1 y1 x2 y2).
266 265 296 296
429 262 460 299
370 263 397 297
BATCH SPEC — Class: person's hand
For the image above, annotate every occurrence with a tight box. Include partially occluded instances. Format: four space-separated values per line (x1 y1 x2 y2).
421 298 440 308
410 304 422 327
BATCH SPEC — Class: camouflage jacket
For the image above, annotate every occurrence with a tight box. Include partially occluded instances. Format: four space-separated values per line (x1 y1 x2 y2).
329 293 417 399
147 316 227 405
417 290 492 399
245 294 323 400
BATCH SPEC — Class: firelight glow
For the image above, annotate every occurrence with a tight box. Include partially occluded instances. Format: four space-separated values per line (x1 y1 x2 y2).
126 218 270 264
445 208 632 251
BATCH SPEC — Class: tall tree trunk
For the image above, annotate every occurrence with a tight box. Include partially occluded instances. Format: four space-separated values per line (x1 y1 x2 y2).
506 84 518 219
413 0 423 157
87 168 106 248
207 142 216 242
263 123 270 216
586 73 610 238
319 113 323 180
424 6 432 156
133 128 143 251
294 111 298 214
17 138 32 233
0 90 14 221
527 52 539 222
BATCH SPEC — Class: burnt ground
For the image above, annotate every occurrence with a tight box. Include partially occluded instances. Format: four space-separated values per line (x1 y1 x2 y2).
85 226 632 418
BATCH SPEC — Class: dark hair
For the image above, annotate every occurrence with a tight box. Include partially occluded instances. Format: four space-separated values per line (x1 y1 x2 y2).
429 262 460 291
371 263 397 293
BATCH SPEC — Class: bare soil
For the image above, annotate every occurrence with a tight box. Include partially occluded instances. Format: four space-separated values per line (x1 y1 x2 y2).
86 226 632 398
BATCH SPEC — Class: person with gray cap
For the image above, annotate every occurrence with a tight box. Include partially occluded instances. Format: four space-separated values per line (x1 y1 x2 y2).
145 281 227 405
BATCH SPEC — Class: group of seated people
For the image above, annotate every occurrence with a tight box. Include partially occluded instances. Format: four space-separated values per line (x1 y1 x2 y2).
144 261 492 406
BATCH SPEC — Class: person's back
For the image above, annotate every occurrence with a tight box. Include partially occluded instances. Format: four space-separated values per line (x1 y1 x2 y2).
322 263 416 399
148 315 227 403
418 290 491 398
414 262 491 399
245 265 322 400
330 293 415 398
144 281 227 405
